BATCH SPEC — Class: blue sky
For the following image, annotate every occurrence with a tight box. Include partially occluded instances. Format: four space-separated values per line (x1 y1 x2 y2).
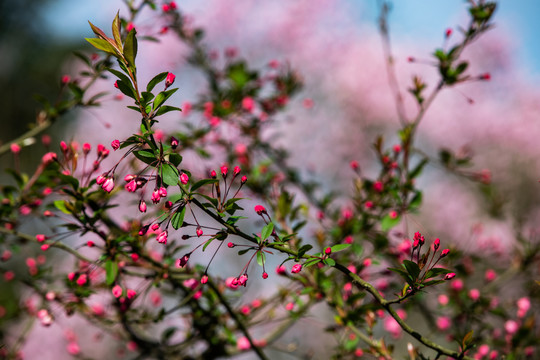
44 0 540 77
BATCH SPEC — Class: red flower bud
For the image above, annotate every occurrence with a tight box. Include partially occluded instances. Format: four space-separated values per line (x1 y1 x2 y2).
444 272 456 280
165 72 176 88
254 205 266 215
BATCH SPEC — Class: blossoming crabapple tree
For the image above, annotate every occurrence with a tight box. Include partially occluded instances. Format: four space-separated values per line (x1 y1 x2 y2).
0 0 538 359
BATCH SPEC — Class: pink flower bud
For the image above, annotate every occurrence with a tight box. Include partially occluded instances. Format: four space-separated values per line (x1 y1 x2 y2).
139 200 147 213
445 28 452 38
201 275 208 284
10 143 21 154
125 180 137 192
36 234 47 242
210 170 217 178
126 289 136 299
165 72 176 88
227 242 235 248
440 249 450 258
504 320 519 335
177 254 190 268
112 285 122 298
237 274 248 286
325 247 332 255
162 3 170 12
42 152 57 165
254 205 266 215
242 97 254 112
180 173 189 185
480 73 491 81
373 181 383 192
233 166 241 177
444 272 456 281
170 137 178 149
138 225 150 236
350 160 359 171
151 223 160 231
61 75 71 84
262 272 268 279
158 187 167 197
291 264 302 274
102 177 115 193
241 175 247 184
76 274 87 286
111 139 120 150
196 227 203 237
126 22 135 32
151 189 161 204
156 230 168 244
437 316 451 331
221 165 228 177
433 238 440 251
276 265 287 275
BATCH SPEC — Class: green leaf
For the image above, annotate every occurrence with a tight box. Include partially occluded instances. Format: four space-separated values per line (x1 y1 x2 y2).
85 38 118 56
54 200 71 214
88 21 109 40
162 163 179 186
171 207 186 230
105 260 118 285
329 243 351 253
155 105 182 117
403 260 421 280
409 191 423 209
297 244 313 258
124 28 138 70
238 249 250 256
256 251 265 267
203 237 215 252
261 223 274 241
303 258 321 268
133 149 157 166
381 214 400 231
190 179 218 192
153 88 178 111
146 72 168 92
59 174 79 190
112 11 122 49
425 267 452 279
116 79 137 100
409 158 428 179
168 153 183 167
323 258 336 266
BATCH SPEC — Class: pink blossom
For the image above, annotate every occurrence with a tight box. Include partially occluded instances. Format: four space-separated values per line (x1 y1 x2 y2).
285 302 294 311
125 180 137 192
201 275 208 284
158 187 167 197
225 277 239 290
373 181 383 192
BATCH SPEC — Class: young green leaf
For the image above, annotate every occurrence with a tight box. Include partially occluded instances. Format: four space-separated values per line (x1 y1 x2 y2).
124 28 138 70
86 38 118 56
146 72 168 92
171 207 186 230
112 11 122 49
261 222 274 241
105 260 118 285
162 163 180 186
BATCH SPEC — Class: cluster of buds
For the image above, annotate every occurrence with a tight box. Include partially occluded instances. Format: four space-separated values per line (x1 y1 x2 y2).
96 174 115 193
